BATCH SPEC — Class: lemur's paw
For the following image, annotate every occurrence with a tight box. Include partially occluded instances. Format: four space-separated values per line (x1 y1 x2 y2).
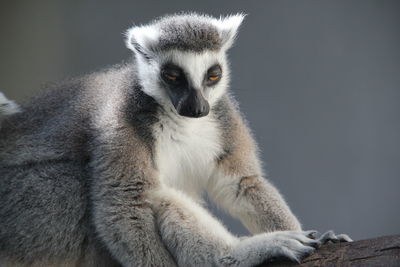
264 231 319 263
316 230 353 244
226 230 320 266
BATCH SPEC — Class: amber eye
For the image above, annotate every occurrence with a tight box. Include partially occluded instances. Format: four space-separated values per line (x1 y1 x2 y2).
208 75 220 81
165 74 177 81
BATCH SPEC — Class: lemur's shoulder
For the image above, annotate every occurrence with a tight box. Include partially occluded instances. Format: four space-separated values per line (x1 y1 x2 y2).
213 93 247 132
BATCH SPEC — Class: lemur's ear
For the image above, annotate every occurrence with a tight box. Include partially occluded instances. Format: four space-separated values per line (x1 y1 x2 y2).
125 25 159 60
213 13 246 51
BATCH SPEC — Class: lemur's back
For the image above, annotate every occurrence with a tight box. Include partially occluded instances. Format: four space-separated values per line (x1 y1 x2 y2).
0 79 88 163
0 62 136 166
0 66 130 266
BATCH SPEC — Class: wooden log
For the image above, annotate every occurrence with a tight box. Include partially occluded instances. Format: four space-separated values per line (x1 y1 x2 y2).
262 235 400 267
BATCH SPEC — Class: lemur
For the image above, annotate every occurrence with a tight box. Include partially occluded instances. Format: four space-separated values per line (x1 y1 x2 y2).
0 13 351 267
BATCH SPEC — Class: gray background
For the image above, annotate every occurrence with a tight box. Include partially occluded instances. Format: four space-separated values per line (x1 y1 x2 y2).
1 0 399 241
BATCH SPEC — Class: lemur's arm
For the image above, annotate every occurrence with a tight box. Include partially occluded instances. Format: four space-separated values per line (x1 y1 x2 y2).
207 98 302 234
90 126 177 267
150 187 318 267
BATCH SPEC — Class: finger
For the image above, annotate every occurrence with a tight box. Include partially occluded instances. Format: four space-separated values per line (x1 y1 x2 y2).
336 234 353 242
318 230 337 243
293 234 321 248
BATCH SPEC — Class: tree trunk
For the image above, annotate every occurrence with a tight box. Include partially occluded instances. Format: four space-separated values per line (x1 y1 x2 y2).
263 235 400 267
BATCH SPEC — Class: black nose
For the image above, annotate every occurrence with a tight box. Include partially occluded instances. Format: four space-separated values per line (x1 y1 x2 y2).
177 90 210 118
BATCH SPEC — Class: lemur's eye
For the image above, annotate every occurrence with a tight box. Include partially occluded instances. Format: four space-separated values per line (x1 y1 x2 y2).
162 71 180 82
161 63 183 83
164 74 177 81
205 64 222 85
208 75 220 81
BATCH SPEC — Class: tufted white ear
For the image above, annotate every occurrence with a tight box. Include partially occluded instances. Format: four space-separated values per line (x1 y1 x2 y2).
125 25 159 59
212 13 246 51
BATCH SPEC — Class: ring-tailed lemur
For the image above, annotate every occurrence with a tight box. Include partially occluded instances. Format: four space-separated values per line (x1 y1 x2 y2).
0 13 351 267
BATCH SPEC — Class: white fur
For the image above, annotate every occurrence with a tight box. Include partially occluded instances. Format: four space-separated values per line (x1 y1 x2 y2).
0 92 20 116
0 92 20 128
211 14 246 50
150 186 238 247
125 25 159 54
153 108 223 201
207 169 257 218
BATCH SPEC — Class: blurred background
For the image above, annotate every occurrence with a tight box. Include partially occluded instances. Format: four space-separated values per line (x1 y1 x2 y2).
1 0 399 240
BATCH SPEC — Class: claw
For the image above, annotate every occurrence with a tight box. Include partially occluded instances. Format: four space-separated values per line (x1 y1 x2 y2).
304 230 319 239
308 240 321 248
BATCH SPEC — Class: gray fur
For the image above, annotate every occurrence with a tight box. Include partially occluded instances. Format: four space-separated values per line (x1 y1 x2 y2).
0 13 349 267
155 13 223 52
127 13 225 53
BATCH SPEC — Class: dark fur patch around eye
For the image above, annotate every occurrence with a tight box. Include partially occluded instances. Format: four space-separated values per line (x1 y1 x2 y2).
160 63 188 87
207 64 222 76
204 64 222 86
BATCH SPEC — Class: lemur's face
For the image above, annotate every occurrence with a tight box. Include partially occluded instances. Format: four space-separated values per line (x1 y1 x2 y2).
126 13 244 118
157 50 228 118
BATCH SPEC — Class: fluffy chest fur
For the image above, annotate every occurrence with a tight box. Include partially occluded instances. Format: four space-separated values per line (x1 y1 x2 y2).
153 110 223 200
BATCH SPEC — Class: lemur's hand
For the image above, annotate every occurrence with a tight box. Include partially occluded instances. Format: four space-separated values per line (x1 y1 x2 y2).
226 230 321 266
314 230 353 245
